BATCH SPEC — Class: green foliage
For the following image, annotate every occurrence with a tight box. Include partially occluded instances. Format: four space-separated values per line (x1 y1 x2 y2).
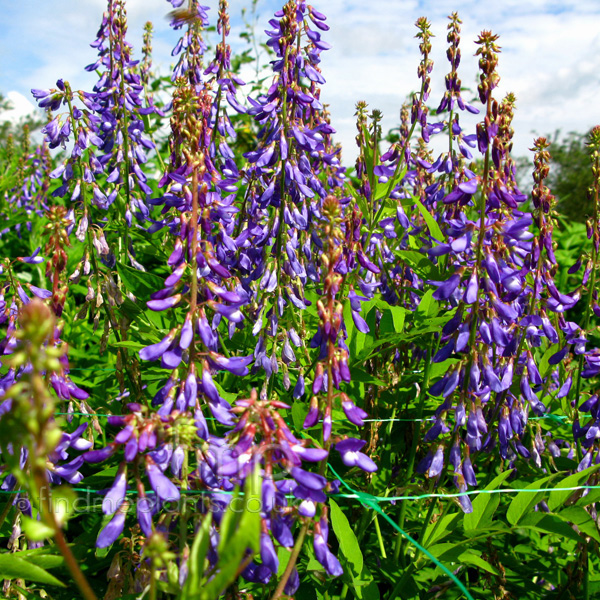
549 129 596 222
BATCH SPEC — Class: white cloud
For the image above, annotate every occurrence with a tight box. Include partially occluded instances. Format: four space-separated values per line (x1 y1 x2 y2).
1 91 37 124
1 0 598 166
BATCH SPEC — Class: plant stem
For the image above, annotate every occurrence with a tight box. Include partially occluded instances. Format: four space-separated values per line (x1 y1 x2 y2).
393 338 433 562
373 514 387 559
32 469 98 600
575 155 600 402
149 561 158 600
270 523 307 600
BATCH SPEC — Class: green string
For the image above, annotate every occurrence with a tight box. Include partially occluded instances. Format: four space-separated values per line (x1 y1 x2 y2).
54 412 221 421
69 368 117 371
327 463 475 600
54 412 573 424
2 478 599 502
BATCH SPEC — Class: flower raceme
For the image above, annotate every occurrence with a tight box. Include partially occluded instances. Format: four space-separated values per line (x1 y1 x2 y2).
1 0 598 597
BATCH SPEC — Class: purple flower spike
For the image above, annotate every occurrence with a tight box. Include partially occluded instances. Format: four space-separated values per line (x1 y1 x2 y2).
146 461 180 502
303 398 319 427
464 272 478 304
209 352 253 376
124 437 139 462
272 516 294 547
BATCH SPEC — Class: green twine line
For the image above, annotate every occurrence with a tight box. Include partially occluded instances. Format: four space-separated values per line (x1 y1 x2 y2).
2 481 600 501
21 484 600 499
53 413 572 425
69 368 117 371
54 412 220 421
327 463 475 600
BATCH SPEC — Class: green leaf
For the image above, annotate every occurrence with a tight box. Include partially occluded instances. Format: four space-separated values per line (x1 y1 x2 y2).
350 368 386 387
547 463 600 511
506 473 557 525
116 262 164 300
379 303 406 333
329 499 377 598
330 499 363 577
464 469 513 531
373 166 407 202
21 516 54 542
357 579 381 600
457 551 500 575
119 296 144 319
347 184 370 224
415 289 440 319
576 486 600 508
18 554 64 570
109 340 146 351
0 554 66 587
292 400 308 430
413 196 445 243
213 380 238 403
423 513 461 546
51 485 77 527
428 542 464 562
217 487 242 555
198 466 261 600
559 506 600 543
236 465 261 554
519 512 582 543
181 513 212 600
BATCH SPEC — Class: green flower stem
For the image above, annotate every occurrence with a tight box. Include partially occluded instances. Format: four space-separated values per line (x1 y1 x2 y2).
32 469 98 600
269 522 307 600
373 514 387 559
575 150 600 403
393 337 433 562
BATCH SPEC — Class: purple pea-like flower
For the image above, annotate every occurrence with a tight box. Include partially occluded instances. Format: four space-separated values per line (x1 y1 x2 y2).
290 467 327 491
342 399 368 426
140 333 174 361
335 438 377 472
102 465 127 515
97 510 126 548
146 460 180 502
428 445 444 478
433 274 461 301
351 309 370 333
147 294 182 311
313 528 343 577
84 445 116 463
137 496 154 536
260 533 279 574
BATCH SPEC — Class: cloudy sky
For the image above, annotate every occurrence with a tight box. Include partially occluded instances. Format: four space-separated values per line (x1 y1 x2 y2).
1 0 599 165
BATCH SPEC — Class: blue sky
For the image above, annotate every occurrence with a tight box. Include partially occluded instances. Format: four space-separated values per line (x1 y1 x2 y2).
1 0 599 163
